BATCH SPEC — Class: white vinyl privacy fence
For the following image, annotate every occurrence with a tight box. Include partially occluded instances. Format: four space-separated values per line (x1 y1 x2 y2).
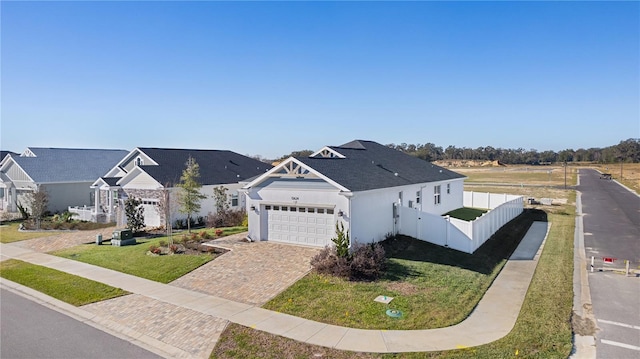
398 191 523 253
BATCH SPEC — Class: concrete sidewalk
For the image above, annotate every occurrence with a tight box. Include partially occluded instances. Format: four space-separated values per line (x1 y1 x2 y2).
0 221 549 356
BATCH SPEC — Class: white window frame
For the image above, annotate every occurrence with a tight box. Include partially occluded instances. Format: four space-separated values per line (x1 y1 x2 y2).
434 185 441 205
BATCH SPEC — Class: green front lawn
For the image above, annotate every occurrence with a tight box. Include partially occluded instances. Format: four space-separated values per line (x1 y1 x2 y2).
0 222 60 243
263 209 541 330
0 259 129 306
52 227 245 283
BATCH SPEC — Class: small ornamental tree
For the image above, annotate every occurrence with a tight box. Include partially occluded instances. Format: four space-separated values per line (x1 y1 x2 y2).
124 197 145 233
176 156 207 233
155 185 173 244
213 186 229 214
332 221 350 258
27 187 49 230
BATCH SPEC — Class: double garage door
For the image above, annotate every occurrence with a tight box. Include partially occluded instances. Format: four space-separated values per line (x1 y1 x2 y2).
265 204 335 247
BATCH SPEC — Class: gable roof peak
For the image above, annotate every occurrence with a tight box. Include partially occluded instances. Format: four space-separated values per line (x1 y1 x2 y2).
336 140 369 150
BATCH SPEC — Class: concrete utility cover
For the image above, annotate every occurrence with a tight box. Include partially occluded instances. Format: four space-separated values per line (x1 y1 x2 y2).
374 295 394 304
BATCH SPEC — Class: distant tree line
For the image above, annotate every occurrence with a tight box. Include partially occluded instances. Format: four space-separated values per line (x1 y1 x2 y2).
385 138 639 164
275 138 639 165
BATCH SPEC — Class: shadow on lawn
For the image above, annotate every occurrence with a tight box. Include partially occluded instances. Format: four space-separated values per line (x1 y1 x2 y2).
381 208 548 276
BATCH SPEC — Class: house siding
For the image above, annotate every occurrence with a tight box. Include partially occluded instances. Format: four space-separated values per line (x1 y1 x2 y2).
349 178 465 245
122 152 154 172
42 182 94 213
6 162 30 182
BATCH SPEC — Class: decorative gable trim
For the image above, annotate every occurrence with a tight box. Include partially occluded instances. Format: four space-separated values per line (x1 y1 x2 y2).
104 148 159 177
22 148 37 157
310 146 346 158
243 157 349 192
115 167 163 190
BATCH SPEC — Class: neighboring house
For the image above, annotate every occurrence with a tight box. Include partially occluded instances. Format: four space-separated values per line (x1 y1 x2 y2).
242 140 467 247
87 148 272 227
0 148 128 214
1 151 17 162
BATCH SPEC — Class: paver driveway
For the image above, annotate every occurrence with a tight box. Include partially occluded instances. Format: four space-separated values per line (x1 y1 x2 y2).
10 226 116 253
170 233 321 305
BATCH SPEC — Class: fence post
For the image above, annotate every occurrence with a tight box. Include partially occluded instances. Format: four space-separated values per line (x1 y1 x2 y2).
626 260 630 277
591 256 594 273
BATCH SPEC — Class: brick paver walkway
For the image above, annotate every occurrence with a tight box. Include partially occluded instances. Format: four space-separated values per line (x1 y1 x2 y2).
82 294 227 358
12 226 117 253
170 233 321 305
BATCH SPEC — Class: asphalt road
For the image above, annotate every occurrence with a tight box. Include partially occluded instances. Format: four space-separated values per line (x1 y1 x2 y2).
578 168 640 359
0 288 161 359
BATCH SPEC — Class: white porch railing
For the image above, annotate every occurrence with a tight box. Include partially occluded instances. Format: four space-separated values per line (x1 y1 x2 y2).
68 206 94 221
398 191 524 254
68 206 117 223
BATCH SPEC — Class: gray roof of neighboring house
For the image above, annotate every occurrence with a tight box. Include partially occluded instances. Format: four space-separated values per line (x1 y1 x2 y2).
1 151 17 162
11 148 129 183
297 140 465 192
135 148 272 187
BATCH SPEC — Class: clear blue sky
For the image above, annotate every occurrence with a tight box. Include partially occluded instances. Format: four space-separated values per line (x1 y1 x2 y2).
2 1 638 159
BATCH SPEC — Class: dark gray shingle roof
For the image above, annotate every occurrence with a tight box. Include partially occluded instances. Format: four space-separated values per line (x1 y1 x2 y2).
12 148 128 183
1 151 17 162
136 148 272 186
297 140 465 192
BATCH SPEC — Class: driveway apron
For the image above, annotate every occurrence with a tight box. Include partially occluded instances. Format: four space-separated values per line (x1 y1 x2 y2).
169 233 321 305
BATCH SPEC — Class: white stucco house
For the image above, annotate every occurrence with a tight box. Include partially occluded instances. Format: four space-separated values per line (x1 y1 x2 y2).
0 148 128 214
242 140 467 247
86 148 271 227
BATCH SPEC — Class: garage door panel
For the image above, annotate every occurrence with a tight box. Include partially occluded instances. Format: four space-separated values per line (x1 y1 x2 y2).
265 205 335 247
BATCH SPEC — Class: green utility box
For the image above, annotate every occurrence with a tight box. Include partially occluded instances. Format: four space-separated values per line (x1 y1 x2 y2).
111 229 136 246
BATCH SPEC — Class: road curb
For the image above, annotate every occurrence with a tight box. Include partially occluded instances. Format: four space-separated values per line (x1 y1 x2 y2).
569 190 596 359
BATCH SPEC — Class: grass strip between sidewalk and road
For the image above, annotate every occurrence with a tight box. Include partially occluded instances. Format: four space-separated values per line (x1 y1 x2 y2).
211 206 574 358
0 259 129 306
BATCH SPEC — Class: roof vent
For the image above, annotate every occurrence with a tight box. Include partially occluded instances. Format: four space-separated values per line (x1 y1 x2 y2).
394 173 398 176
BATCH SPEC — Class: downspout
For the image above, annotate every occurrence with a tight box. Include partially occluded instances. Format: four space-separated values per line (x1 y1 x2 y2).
338 191 354 246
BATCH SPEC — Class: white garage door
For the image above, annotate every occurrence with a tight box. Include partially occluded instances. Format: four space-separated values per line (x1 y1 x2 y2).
265 205 335 247
141 200 161 228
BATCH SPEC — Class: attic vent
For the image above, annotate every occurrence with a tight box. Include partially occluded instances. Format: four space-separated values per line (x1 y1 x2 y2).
394 173 398 176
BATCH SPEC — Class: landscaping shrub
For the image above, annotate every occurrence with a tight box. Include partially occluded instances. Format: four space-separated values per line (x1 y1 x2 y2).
310 247 351 278
311 241 386 281
206 209 246 228
169 244 179 254
148 245 161 255
349 243 386 281
215 229 223 237
332 222 350 258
